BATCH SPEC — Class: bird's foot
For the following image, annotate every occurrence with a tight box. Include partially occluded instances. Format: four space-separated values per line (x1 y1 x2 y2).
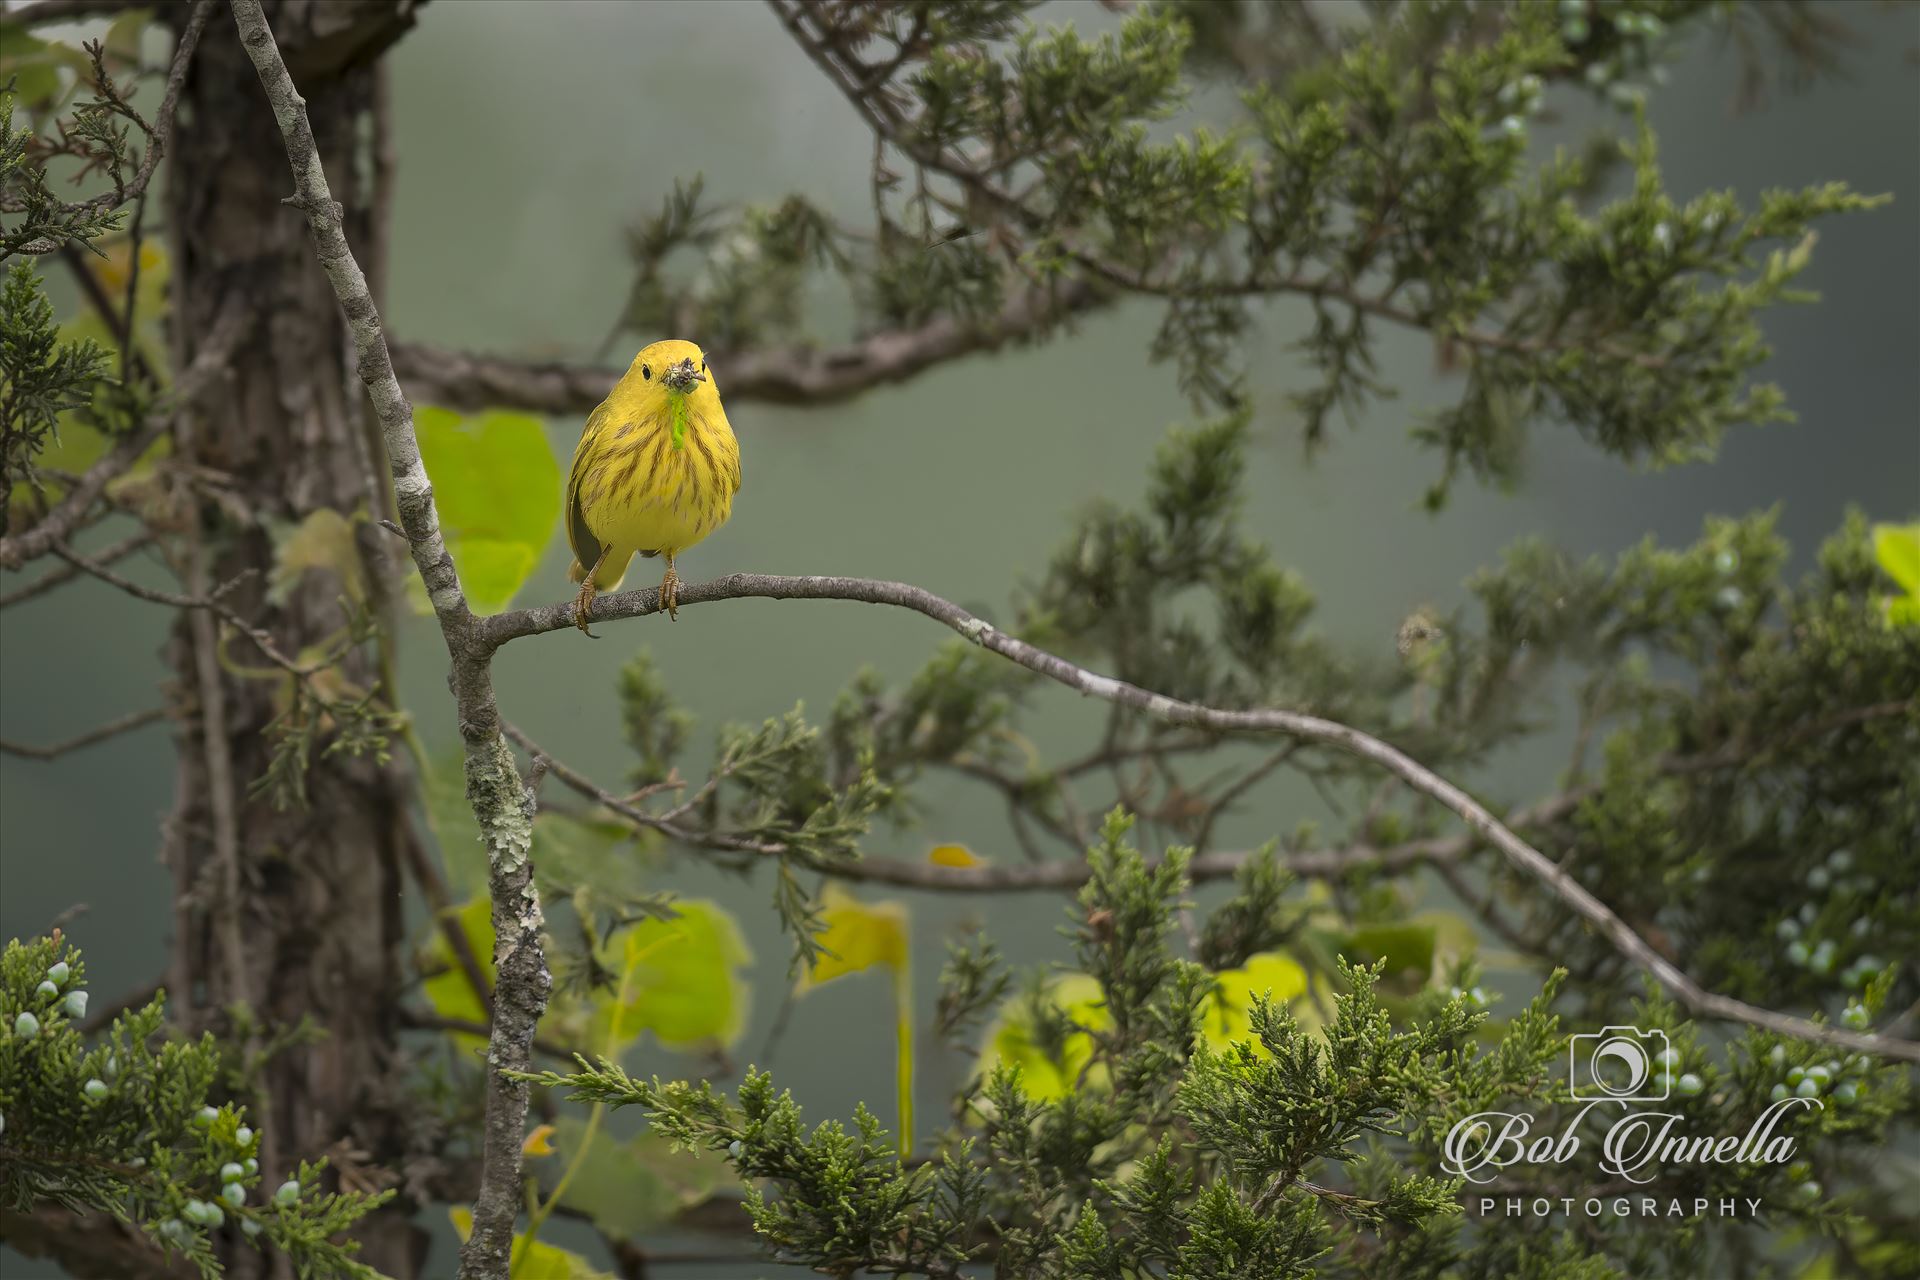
660 565 680 622
573 581 599 638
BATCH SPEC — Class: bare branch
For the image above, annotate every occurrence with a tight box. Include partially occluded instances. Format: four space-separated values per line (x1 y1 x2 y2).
0 297 246 569
0 527 152 607
486 573 1920 1064
230 5 548 1278
3 0 146 23
388 277 1104 415
0 704 169 760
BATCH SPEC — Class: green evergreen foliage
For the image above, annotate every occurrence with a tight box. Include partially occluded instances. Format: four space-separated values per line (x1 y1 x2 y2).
0 936 390 1278
523 815 1912 1278
0 258 107 525
607 1 1882 504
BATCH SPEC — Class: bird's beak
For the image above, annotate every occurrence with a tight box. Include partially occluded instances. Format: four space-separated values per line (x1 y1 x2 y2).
663 358 705 392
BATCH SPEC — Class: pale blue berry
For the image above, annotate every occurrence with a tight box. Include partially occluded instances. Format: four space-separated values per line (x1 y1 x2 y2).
1805 1065 1832 1087
1785 940 1810 967
35 980 58 1000
244 1158 258 1175
62 991 87 1019
1655 1047 1681 1071
1800 1180 1822 1199
83 1078 108 1101
728 1139 745 1160
13 1012 39 1039
1832 1080 1859 1105
1787 1066 1806 1085
1769 1082 1788 1102
1799 903 1816 924
47 962 70 986
1806 867 1830 891
1827 849 1853 873
1841 1003 1870 1031
1768 1044 1787 1066
1469 986 1489 1006
241 1219 262 1239
1795 1077 1821 1098
1563 17 1590 42
221 1163 245 1183
274 1180 300 1206
235 1126 253 1147
1676 1073 1704 1097
1776 919 1800 941
1500 115 1526 139
222 1182 246 1208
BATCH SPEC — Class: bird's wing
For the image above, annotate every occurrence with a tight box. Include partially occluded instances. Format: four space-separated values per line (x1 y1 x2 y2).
565 402 611 574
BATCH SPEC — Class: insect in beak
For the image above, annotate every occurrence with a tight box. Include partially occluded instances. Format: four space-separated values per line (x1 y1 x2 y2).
663 357 706 392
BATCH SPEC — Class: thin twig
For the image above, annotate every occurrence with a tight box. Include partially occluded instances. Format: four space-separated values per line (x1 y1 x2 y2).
0 705 169 761
0 529 154 609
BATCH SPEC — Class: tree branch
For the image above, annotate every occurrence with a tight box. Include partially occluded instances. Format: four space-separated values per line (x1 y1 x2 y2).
485 573 1919 1063
230 5 548 1278
387 276 1105 415
0 704 169 760
0 528 151 608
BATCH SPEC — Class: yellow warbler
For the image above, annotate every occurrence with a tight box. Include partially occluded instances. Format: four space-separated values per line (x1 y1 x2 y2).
564 339 741 633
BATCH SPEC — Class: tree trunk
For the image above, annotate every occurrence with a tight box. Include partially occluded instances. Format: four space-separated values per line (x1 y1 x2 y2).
163 4 425 1276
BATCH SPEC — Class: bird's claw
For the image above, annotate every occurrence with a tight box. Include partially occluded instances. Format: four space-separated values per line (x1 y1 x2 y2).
661 567 680 622
573 582 600 639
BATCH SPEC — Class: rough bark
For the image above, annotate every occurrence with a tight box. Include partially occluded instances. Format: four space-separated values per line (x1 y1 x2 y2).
159 4 427 1275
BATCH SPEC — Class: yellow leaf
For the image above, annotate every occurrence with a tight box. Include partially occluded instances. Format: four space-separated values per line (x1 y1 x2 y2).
1199 951 1320 1051
982 972 1112 1101
269 508 367 606
522 1124 557 1158
447 1209 612 1280
589 901 753 1052
799 886 908 989
928 843 983 868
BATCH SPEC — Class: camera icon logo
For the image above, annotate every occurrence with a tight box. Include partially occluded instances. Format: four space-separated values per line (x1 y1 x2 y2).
1567 1025 1671 1102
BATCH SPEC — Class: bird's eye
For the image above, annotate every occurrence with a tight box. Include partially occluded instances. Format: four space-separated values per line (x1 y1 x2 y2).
640 364 652 380
701 359 707 373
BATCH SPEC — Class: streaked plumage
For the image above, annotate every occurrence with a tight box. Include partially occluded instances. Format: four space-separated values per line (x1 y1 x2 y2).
565 339 741 632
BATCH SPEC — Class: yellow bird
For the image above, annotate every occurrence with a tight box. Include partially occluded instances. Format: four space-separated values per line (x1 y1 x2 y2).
565 339 741 633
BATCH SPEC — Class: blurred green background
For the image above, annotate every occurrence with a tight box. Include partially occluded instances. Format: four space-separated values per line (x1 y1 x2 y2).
1 0 1916 1270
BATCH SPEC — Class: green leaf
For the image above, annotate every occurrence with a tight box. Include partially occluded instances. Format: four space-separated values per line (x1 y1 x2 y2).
590 900 753 1053
1871 523 1920 593
421 898 492 1049
1339 922 1437 983
546 1116 727 1239
414 407 561 613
